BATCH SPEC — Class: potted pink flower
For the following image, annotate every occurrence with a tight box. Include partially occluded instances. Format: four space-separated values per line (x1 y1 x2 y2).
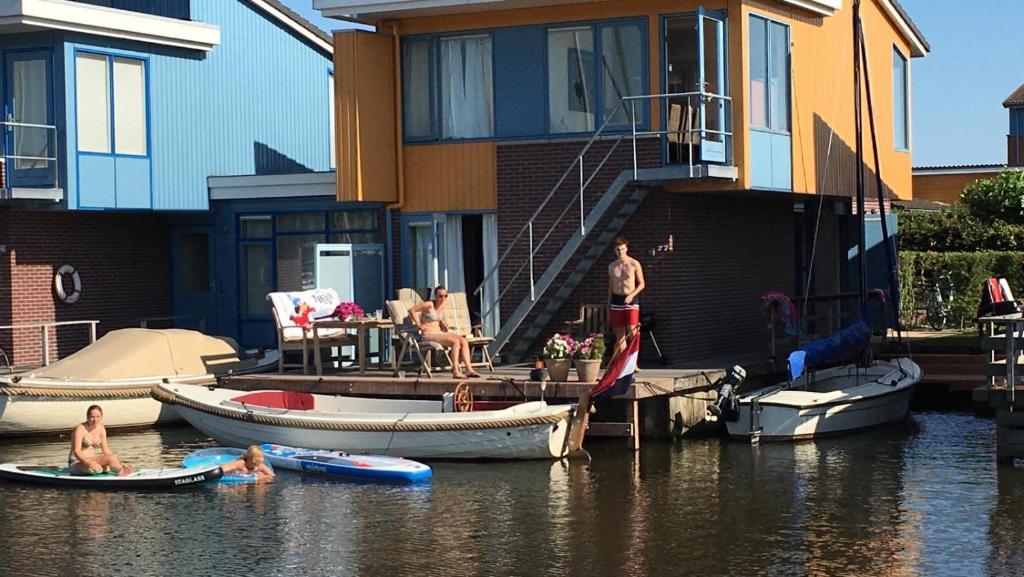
334 302 366 321
575 333 605 382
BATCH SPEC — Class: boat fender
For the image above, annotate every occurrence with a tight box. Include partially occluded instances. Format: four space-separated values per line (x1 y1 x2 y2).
53 265 81 304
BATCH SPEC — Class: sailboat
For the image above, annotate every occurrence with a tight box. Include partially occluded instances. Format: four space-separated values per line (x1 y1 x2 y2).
717 0 922 442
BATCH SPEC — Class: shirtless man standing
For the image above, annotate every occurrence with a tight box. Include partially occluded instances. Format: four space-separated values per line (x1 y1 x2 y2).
608 236 645 360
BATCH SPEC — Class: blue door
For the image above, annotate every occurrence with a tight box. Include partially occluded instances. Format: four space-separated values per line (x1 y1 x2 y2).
4 51 54 188
172 227 218 334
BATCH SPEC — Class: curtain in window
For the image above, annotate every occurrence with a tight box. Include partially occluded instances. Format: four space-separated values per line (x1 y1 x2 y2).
481 214 501 338
601 24 643 126
75 53 110 153
403 40 432 139
440 36 493 139
443 215 466 292
113 57 146 155
12 58 48 169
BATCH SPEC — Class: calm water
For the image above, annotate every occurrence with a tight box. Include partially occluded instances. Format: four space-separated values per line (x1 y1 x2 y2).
0 412 1017 577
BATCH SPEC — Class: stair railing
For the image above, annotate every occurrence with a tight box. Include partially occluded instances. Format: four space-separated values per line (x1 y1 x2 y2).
472 100 633 321
624 91 733 178
472 91 732 340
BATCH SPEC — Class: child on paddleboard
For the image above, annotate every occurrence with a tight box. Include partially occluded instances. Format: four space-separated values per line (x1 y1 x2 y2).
220 445 275 481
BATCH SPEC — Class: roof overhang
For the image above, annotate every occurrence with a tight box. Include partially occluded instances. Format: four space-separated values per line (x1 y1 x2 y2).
208 172 337 200
249 0 333 54
777 0 841 17
877 0 928 57
314 0 616 23
0 0 221 52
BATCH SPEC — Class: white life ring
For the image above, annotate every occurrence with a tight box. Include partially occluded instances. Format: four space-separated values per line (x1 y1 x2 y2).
54 265 81 304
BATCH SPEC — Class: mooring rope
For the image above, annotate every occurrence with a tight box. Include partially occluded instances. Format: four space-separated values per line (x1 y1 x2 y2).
150 386 571 433
0 386 154 399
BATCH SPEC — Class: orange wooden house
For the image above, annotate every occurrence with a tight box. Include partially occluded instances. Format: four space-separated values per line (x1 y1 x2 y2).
315 0 928 366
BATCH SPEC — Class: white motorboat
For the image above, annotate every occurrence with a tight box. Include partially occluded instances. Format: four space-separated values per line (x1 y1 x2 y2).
152 383 577 460
721 358 921 442
0 329 277 436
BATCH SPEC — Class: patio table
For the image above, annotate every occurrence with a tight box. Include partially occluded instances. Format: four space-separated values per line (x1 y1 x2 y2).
312 318 393 375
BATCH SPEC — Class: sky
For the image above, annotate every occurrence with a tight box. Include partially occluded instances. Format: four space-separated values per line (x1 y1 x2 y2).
282 0 1023 168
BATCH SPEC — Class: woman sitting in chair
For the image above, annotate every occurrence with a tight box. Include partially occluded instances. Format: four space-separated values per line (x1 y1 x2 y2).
409 286 481 379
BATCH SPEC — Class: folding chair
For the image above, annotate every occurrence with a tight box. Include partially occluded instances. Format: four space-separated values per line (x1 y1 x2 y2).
439 292 495 372
385 299 453 378
564 304 609 341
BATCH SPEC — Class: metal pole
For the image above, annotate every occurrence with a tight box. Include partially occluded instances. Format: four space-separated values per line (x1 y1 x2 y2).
631 99 638 180
41 325 49 366
1007 321 1017 405
89 321 96 343
528 222 535 301
579 155 585 235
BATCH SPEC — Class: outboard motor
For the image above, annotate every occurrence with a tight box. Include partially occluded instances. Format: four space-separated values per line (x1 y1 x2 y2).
705 365 747 422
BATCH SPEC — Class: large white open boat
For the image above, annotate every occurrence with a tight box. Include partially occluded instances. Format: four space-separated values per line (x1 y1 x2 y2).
722 358 921 441
152 383 577 460
0 328 277 436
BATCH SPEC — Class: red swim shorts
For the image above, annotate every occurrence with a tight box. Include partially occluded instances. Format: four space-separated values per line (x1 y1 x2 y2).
609 294 639 328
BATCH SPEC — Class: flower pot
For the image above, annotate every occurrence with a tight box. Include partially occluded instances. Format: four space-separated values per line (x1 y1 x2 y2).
575 359 601 382
545 358 572 382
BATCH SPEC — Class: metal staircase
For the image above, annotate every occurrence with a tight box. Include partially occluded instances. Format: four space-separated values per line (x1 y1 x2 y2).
502 183 651 362
473 92 734 361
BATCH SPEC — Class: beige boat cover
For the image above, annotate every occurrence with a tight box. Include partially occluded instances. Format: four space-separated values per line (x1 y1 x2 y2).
22 329 247 381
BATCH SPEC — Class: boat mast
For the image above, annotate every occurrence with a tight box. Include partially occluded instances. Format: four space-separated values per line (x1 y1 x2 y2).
856 3 905 343
853 0 867 312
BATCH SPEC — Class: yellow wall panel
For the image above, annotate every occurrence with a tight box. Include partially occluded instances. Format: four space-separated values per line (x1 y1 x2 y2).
333 31 398 203
913 171 1001 205
403 142 497 212
363 0 919 202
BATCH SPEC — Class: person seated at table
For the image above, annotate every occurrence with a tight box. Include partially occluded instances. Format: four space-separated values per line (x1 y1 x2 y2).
220 445 275 481
68 405 134 476
409 285 481 379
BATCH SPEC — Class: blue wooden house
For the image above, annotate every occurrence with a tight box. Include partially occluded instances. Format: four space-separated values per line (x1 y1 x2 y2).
0 0 351 363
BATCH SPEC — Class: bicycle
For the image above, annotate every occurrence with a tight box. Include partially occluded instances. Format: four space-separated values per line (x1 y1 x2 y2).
923 271 953 331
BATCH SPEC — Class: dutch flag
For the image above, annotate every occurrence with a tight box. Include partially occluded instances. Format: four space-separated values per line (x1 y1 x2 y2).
589 333 640 401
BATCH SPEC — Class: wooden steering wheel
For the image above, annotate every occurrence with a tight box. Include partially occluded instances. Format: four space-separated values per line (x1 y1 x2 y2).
454 382 474 413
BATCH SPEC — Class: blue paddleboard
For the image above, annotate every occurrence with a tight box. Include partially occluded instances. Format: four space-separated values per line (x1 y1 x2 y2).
260 443 431 482
181 448 273 484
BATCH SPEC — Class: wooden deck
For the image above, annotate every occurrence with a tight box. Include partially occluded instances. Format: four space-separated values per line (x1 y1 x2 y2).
218 365 727 450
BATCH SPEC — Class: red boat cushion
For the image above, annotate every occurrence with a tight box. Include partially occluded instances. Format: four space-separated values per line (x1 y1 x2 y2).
231 391 315 410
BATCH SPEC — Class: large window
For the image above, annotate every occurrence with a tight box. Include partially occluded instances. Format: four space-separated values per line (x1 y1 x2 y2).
402 20 644 141
749 16 789 132
238 210 381 316
548 22 643 133
893 47 909 151
75 52 147 155
402 35 493 141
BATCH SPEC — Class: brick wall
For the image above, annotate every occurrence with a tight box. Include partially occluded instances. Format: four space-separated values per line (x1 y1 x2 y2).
496 138 662 326
493 134 849 366
0 211 172 366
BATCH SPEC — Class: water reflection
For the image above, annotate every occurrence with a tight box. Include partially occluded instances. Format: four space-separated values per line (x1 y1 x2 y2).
0 414 1010 576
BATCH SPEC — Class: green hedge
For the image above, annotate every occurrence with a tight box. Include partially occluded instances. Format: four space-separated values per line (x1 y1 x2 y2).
898 208 1024 252
898 251 1024 328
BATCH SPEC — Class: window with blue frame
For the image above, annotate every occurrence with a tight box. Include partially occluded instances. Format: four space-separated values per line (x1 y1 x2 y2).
402 19 645 142
403 34 494 141
548 21 644 133
75 52 147 155
892 47 909 151
749 15 789 133
238 209 381 311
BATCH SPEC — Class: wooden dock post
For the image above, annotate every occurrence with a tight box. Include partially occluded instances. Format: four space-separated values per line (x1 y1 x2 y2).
981 314 1024 462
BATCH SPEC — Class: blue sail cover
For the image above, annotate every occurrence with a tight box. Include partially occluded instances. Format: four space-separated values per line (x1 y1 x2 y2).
788 317 871 381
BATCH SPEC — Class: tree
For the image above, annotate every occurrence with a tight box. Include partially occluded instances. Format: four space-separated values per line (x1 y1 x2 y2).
960 170 1024 225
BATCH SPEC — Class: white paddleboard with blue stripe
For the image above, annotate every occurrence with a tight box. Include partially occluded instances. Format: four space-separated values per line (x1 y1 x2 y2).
260 443 431 482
